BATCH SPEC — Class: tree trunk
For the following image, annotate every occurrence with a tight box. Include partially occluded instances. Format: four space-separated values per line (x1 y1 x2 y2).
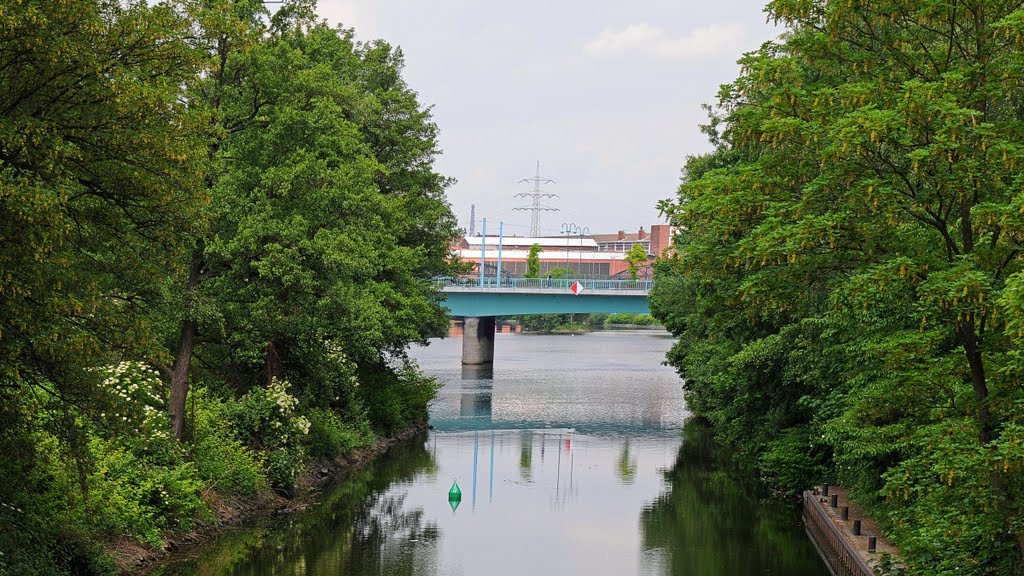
265 337 282 386
169 317 196 440
958 317 991 444
169 250 203 440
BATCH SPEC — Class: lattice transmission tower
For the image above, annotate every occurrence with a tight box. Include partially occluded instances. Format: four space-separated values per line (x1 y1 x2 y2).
514 161 559 237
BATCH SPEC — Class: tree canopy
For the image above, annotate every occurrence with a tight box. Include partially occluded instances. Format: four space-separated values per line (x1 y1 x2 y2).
0 1 457 572
652 0 1024 572
624 244 648 280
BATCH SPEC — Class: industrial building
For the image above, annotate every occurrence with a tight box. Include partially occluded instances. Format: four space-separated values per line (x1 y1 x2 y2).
453 224 673 280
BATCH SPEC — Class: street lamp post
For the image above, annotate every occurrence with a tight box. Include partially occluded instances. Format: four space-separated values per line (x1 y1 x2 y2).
577 226 589 282
560 222 580 286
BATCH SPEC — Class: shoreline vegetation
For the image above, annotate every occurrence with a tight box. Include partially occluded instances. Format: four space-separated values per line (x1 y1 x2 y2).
0 2 458 574
509 313 663 334
127 423 427 575
649 1 1024 574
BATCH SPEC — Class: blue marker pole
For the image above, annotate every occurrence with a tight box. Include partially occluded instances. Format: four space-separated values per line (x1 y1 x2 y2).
479 218 487 287
472 431 479 511
496 221 504 286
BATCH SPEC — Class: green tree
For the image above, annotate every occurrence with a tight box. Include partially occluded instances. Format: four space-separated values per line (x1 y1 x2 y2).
164 0 275 441
526 244 543 278
162 7 457 437
624 244 649 280
192 20 457 430
0 0 204 401
0 0 206 569
654 1 1024 571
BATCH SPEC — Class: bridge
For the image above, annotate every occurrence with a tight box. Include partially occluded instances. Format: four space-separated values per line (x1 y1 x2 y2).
438 277 653 365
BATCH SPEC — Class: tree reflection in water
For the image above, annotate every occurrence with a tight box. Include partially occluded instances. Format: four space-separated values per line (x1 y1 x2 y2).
616 438 638 484
639 420 826 576
349 492 440 575
153 434 439 576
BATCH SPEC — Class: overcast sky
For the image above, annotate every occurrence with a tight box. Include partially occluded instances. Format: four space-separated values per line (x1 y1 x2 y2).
316 0 782 237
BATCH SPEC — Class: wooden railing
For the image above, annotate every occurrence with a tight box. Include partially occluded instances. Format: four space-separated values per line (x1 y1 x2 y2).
803 491 874 576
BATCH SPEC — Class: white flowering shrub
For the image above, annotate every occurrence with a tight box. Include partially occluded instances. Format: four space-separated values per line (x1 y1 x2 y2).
86 362 206 546
94 361 168 439
303 340 365 419
227 378 310 491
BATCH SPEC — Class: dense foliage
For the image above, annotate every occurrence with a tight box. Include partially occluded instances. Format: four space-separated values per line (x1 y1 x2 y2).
512 313 660 332
624 244 649 280
525 244 542 278
651 1 1024 573
0 1 456 573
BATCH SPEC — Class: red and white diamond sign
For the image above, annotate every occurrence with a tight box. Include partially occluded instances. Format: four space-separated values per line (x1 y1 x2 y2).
570 281 584 295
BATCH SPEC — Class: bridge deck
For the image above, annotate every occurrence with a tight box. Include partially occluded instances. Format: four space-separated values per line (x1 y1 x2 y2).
442 286 650 297
438 278 652 317
438 277 652 293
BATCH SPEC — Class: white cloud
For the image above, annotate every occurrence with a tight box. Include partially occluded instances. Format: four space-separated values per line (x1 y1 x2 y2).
584 21 746 60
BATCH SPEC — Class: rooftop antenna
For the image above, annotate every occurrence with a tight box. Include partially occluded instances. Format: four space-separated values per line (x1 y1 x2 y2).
514 161 558 237
469 204 476 237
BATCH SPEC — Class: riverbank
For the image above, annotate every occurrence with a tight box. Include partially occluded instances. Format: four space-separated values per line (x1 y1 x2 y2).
803 486 902 576
121 423 427 575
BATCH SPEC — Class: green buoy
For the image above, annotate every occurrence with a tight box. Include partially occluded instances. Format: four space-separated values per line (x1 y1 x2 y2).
448 480 462 512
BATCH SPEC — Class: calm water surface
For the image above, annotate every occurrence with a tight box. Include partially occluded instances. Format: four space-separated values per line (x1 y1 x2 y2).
156 331 828 576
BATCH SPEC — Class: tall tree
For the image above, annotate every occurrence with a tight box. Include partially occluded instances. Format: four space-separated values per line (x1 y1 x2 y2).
0 0 205 567
624 244 648 280
0 0 204 441
654 0 1024 570
165 0 298 439
526 244 543 278
192 19 458 425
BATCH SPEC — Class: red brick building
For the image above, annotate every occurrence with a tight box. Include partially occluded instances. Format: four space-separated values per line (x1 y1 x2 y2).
453 224 674 280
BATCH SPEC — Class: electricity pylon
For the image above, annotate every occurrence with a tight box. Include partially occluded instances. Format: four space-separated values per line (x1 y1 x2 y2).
514 161 559 237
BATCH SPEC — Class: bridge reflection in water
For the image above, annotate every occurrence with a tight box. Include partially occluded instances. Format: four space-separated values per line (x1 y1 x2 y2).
438 277 653 365
154 331 827 576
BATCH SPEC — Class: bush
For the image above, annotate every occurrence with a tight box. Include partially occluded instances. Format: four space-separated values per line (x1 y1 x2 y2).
87 436 205 547
226 379 310 492
304 408 372 460
605 313 659 326
192 388 268 498
758 425 828 492
93 361 167 439
360 366 438 434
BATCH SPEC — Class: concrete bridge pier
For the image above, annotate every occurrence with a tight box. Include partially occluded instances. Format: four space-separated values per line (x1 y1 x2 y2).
461 316 495 365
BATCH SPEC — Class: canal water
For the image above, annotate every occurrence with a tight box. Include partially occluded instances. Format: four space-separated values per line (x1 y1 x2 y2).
155 331 828 576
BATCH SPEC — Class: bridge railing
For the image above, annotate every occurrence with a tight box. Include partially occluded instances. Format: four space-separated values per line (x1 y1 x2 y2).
436 277 653 291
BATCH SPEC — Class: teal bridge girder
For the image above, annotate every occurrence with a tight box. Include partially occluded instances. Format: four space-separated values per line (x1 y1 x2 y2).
438 277 652 317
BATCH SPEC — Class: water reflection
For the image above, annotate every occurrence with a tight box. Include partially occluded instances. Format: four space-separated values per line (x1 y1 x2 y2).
639 420 825 575
519 430 533 481
617 439 638 484
427 332 688 434
153 439 438 576
158 333 826 576
460 363 493 380
457 366 492 425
